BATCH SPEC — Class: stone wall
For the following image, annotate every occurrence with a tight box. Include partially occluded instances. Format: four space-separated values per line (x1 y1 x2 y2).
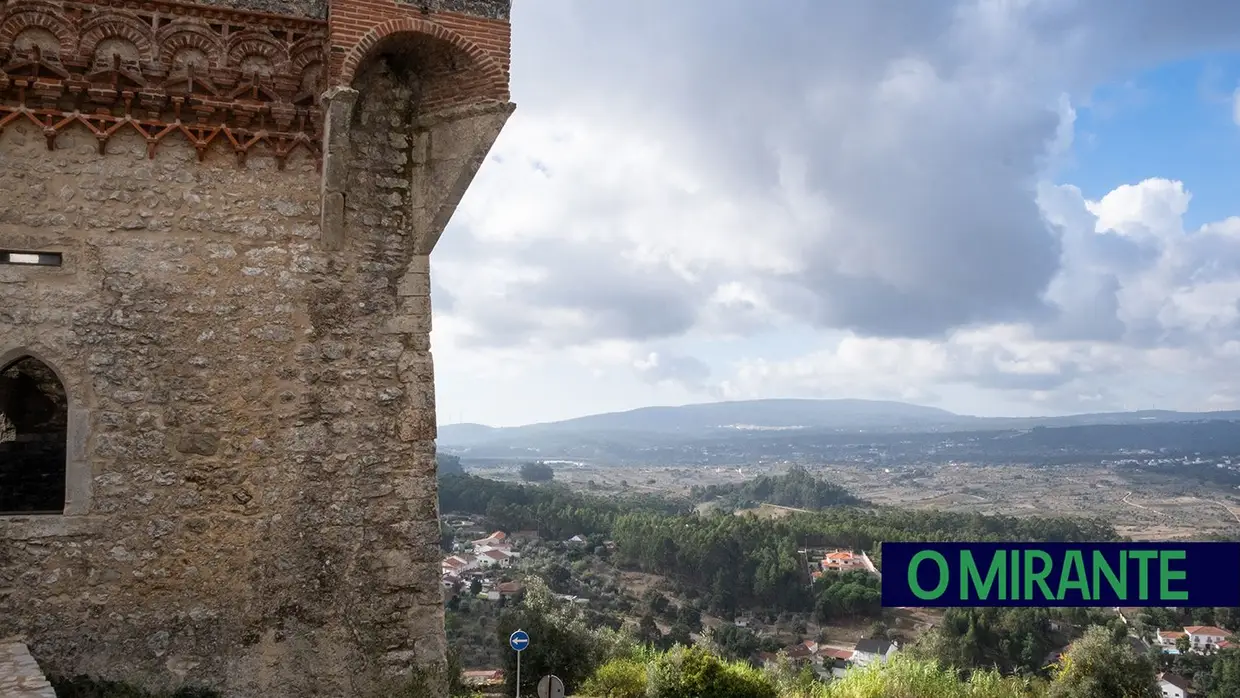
0 0 513 693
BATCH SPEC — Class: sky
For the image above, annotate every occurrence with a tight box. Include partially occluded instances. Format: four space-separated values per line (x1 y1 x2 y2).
430 0 1240 428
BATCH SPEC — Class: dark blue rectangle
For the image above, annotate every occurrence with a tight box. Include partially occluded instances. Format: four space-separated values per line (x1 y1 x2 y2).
881 542 1240 607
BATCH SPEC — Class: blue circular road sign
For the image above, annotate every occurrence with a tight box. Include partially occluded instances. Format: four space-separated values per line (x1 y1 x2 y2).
510 629 530 652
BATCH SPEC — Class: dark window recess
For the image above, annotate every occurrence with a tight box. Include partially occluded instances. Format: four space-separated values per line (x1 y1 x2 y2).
0 250 62 266
0 357 68 515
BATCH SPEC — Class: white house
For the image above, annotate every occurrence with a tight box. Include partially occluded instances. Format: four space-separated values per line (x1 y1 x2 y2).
442 554 478 575
478 549 512 569
1157 672 1191 698
1185 626 1228 652
850 639 897 668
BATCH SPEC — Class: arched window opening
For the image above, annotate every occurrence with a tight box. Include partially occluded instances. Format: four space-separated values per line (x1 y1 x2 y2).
0 356 68 514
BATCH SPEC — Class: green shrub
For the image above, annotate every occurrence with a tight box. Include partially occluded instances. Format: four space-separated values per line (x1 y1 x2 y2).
579 658 647 698
646 645 777 698
818 654 1047 698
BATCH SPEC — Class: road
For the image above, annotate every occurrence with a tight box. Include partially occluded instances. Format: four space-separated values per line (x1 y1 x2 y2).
1120 491 1169 517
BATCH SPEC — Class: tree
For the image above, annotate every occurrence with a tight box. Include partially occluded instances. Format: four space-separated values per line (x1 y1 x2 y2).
1176 635 1191 654
439 522 455 553
469 578 482 596
580 658 646 698
636 614 662 646
520 461 555 482
437 453 465 477
496 577 635 696
642 588 670 616
1049 625 1159 698
1208 648 1240 697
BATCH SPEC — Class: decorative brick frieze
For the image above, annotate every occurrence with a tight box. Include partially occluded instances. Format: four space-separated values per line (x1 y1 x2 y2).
0 0 328 165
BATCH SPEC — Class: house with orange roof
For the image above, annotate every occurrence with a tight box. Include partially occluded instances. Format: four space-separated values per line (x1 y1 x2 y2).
1185 626 1229 652
1158 626 1231 654
442 554 478 574
1157 629 1187 647
820 550 864 573
462 669 504 687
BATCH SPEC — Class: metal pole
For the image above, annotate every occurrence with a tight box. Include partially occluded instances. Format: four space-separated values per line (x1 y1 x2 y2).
515 650 521 698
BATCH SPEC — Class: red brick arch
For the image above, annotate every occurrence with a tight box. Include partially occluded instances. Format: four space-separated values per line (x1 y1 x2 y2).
339 17 506 101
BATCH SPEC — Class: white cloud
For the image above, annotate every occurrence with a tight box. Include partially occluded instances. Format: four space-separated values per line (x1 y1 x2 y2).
430 0 1240 426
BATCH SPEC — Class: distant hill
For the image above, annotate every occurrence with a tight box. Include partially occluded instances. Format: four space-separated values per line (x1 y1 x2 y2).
440 398 963 445
437 398 1240 466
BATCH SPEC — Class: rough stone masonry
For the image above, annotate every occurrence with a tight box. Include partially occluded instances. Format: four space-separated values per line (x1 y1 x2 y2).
0 0 513 694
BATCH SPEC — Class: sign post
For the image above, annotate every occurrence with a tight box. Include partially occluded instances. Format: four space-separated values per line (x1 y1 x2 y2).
509 629 530 698
537 674 566 698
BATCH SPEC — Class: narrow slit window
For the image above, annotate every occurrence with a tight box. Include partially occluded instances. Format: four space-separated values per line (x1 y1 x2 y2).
0 357 68 515
0 250 62 267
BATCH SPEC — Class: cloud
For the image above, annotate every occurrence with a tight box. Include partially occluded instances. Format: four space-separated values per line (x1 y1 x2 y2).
429 0 1240 425
1233 86 1240 126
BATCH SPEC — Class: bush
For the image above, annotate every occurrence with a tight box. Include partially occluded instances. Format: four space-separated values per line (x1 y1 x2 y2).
646 645 777 698
579 658 647 698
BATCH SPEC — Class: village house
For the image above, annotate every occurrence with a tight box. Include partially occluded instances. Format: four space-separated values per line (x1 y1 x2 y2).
816 647 854 679
1157 626 1230 654
462 669 505 688
1158 629 1186 649
442 554 479 576
850 638 897 668
1157 671 1192 698
478 549 513 569
1185 626 1228 652
497 581 525 598
472 531 509 548
820 550 865 573
785 640 817 661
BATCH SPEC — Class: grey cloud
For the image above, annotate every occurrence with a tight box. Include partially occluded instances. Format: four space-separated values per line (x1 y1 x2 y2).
444 238 707 347
635 352 714 393
437 0 1240 351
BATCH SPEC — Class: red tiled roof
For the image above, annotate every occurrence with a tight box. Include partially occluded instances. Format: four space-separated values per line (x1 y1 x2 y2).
819 648 854 661
1159 630 1186 639
1186 626 1228 636
462 669 504 685
483 550 510 560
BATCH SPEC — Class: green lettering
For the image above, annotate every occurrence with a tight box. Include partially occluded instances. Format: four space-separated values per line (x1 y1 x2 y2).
1160 550 1188 602
1023 550 1054 600
1058 550 1090 601
1129 550 1157 600
909 551 949 600
1011 548 1020 599
1092 550 1127 600
961 551 1006 601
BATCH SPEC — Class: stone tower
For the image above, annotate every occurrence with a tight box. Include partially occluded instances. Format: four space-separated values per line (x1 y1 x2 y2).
0 0 513 694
